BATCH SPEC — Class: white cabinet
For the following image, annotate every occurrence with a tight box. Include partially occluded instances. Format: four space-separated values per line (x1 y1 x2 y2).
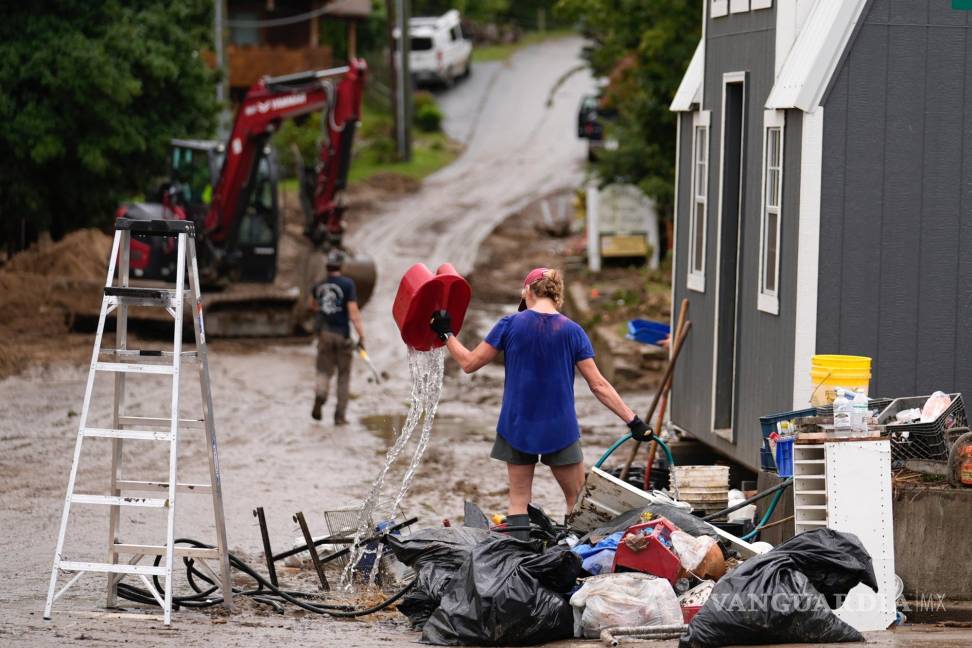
792 439 896 631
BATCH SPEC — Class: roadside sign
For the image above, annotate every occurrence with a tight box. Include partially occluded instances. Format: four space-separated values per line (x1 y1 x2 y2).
954 0 972 9
596 184 659 267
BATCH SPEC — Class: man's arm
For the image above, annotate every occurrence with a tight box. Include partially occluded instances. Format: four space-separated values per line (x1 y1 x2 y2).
444 337 498 374
348 301 365 346
577 358 635 423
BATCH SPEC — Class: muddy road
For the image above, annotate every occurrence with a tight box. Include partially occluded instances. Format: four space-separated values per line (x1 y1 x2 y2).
0 35 966 648
0 36 641 646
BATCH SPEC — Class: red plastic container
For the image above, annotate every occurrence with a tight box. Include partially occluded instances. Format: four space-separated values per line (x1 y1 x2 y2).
612 518 682 585
392 263 471 351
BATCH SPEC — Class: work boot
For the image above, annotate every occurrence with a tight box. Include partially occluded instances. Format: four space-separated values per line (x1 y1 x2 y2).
505 514 532 542
311 396 325 421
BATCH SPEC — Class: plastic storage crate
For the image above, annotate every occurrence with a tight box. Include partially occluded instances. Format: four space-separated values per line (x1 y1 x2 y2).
876 393 966 462
759 408 816 471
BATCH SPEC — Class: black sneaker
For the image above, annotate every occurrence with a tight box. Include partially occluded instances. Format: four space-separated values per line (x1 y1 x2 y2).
311 396 325 421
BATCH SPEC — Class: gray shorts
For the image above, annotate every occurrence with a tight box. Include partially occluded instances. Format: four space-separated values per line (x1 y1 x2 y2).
490 434 583 466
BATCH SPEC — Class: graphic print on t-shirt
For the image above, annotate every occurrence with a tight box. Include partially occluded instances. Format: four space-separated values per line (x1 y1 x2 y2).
317 282 345 315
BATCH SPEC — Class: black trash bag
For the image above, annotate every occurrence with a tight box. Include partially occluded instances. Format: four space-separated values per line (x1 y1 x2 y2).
384 527 494 627
421 540 583 645
462 501 490 530
782 529 878 608
679 529 877 648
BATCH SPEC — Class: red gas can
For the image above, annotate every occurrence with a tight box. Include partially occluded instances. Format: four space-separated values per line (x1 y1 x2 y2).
612 518 682 585
392 263 471 351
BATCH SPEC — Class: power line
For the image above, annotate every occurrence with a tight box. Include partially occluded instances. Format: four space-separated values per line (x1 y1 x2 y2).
225 5 332 29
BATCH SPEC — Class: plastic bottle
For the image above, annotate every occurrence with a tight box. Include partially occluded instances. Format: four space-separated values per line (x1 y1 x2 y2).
851 390 870 435
833 388 853 435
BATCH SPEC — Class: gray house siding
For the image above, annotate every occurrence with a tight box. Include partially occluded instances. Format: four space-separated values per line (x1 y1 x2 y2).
672 6 800 470
817 0 972 399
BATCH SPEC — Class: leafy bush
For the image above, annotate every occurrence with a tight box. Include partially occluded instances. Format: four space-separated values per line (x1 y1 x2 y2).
415 103 443 133
363 136 398 164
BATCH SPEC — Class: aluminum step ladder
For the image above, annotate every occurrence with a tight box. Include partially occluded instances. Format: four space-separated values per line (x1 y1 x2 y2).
44 218 232 624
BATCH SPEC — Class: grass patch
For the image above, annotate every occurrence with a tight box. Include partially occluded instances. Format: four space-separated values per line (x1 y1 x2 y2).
348 131 458 184
472 29 576 63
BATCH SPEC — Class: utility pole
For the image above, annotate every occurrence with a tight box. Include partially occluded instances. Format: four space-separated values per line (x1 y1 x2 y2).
214 0 231 137
394 0 412 161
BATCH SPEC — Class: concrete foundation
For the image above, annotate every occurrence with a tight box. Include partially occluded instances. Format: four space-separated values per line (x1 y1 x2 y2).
893 485 972 600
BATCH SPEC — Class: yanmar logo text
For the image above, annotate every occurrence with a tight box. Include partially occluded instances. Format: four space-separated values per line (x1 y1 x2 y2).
244 93 307 116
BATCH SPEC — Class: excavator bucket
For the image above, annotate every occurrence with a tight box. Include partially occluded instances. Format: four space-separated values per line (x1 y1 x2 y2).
342 254 377 307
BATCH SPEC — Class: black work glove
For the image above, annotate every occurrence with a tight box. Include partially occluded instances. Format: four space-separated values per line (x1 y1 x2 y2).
627 415 653 442
430 309 453 341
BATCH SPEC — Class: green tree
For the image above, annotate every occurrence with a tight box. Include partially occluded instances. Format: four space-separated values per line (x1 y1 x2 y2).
0 0 218 244
556 0 701 221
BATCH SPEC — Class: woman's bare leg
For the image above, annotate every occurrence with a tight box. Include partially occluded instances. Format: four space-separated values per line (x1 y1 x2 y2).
550 462 586 512
506 463 536 515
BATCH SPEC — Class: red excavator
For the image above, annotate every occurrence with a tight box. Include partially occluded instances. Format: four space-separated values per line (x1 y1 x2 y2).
117 59 375 335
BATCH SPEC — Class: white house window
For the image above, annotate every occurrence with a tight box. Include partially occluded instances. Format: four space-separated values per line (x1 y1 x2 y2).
688 111 710 293
758 110 785 315
714 0 771 16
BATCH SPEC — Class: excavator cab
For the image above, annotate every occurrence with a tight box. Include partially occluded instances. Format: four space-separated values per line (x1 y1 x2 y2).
167 139 281 283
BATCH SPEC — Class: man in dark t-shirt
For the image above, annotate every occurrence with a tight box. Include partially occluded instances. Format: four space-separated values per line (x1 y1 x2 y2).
309 250 365 424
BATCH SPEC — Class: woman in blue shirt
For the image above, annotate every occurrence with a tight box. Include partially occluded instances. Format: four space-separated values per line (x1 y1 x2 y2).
430 267 650 536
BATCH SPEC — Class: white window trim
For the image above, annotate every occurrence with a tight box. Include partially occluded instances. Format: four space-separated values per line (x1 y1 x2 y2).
711 1 728 19
688 110 711 293
758 109 785 315
730 0 750 13
752 0 773 10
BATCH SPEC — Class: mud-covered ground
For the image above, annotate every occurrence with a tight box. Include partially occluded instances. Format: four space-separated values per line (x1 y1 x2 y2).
1 36 967 648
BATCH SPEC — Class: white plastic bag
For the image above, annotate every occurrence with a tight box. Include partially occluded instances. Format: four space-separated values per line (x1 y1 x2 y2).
570 573 682 639
671 529 718 572
921 391 951 422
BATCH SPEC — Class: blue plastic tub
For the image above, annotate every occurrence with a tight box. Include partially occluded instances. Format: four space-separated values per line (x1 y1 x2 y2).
626 319 671 346
758 407 816 472
775 438 794 478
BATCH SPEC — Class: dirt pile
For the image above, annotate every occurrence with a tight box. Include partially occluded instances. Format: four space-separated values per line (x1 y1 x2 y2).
4 228 112 280
0 229 110 377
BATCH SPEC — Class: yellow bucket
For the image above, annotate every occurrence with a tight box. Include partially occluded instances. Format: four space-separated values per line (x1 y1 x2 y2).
810 355 871 406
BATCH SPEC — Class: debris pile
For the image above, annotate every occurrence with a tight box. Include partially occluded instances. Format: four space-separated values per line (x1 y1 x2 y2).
376 503 879 647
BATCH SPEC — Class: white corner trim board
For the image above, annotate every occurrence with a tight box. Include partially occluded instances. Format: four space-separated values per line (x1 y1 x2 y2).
792 107 823 409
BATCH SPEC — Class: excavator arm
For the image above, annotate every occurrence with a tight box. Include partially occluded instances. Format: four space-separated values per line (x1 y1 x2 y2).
207 59 367 248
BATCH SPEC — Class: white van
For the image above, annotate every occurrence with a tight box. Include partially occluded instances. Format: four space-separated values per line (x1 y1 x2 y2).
399 10 472 86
